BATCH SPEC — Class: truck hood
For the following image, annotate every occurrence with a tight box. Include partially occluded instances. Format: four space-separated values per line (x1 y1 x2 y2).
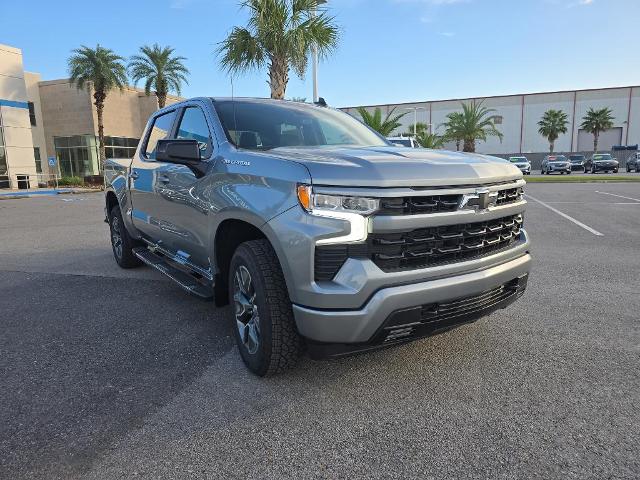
266 146 522 187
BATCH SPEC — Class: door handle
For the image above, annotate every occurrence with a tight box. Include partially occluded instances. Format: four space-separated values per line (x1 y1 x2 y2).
128 170 139 180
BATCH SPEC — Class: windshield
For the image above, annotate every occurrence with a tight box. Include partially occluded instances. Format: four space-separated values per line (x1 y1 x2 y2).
593 154 612 160
213 100 388 150
509 157 527 163
569 155 584 162
391 139 412 147
549 155 567 162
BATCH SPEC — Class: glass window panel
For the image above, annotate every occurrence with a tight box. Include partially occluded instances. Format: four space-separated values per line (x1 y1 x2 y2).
106 147 115 159
55 137 70 148
145 110 177 159
0 147 7 174
0 128 4 146
33 147 41 161
176 107 212 155
127 138 140 148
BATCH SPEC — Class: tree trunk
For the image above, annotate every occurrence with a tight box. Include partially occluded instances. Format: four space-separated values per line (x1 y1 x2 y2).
156 91 167 109
463 138 475 153
268 56 289 99
593 130 599 153
93 89 107 172
455 139 460 151
549 140 554 154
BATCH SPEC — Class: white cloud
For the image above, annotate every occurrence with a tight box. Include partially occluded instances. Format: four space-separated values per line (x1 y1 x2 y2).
439 31 455 37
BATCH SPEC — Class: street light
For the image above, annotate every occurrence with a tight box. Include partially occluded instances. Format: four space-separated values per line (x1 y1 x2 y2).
312 0 327 103
404 107 428 136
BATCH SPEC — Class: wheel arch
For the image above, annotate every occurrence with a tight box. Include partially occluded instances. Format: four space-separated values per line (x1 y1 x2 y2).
212 214 294 307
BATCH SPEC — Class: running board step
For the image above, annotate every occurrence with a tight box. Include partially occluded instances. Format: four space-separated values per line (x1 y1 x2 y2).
133 247 213 300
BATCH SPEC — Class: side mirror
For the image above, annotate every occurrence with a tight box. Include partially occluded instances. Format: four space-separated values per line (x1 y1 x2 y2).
156 139 207 177
156 139 201 162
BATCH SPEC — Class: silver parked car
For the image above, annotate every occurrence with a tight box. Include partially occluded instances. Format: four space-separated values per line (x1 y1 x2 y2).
541 154 571 174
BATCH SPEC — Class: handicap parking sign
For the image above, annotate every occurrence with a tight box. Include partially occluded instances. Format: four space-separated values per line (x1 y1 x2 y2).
48 157 56 167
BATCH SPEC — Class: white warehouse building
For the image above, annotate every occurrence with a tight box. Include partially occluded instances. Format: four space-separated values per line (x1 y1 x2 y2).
340 86 640 162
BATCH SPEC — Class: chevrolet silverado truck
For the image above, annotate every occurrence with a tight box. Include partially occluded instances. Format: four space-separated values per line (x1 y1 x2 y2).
104 98 531 376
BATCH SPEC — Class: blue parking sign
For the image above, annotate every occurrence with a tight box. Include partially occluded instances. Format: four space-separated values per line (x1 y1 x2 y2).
48 157 56 167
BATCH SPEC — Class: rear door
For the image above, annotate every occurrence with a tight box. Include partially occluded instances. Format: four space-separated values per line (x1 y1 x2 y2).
129 108 179 244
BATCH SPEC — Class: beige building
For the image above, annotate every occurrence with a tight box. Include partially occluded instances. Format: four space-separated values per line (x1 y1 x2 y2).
0 43 180 189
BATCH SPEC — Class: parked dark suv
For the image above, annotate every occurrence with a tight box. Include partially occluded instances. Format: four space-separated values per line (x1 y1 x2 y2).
568 154 585 171
584 153 619 174
626 152 640 172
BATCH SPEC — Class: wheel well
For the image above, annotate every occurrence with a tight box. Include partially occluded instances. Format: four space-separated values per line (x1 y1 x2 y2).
214 219 267 306
106 191 119 218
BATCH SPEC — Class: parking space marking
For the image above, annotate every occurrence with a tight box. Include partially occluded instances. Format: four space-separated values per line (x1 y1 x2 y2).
524 194 604 236
595 191 640 203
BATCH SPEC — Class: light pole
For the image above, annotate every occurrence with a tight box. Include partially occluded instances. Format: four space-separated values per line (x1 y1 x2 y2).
404 107 428 136
312 0 327 103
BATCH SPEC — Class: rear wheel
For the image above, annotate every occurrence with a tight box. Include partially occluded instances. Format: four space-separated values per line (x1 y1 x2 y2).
229 239 302 376
109 205 142 268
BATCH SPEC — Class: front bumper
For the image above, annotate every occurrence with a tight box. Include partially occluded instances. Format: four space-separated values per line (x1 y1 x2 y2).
294 251 531 351
570 164 584 171
592 163 618 171
547 165 571 173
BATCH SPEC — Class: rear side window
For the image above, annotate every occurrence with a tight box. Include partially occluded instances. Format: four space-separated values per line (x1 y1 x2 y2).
176 107 212 157
144 110 177 159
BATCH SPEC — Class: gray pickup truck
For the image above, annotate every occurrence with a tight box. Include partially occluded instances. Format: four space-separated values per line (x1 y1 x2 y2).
104 97 531 376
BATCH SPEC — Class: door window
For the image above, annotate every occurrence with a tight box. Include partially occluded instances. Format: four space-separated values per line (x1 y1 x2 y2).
144 110 177 159
176 107 212 157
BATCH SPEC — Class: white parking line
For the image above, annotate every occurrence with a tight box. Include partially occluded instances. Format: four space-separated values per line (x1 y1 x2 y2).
524 194 604 236
595 191 640 203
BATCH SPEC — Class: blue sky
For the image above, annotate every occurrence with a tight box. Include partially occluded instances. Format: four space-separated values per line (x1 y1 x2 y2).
3 0 639 107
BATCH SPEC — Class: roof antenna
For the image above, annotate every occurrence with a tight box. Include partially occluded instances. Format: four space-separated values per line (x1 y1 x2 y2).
314 97 327 107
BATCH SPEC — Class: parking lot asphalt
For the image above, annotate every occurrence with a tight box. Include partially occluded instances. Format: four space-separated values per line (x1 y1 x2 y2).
1 183 639 480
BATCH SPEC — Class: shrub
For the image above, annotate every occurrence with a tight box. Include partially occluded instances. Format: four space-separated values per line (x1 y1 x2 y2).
58 176 85 186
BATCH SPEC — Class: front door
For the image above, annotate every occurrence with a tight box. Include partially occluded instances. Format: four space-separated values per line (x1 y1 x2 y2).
150 104 214 269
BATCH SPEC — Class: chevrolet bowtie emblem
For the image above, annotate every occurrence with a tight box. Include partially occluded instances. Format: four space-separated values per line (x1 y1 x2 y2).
460 188 498 211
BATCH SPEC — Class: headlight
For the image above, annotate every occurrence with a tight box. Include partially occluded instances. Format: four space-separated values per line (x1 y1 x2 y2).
297 185 379 245
297 185 379 215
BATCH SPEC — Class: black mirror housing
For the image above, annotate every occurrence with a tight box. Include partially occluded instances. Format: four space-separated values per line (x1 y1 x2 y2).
155 139 207 177
156 139 201 162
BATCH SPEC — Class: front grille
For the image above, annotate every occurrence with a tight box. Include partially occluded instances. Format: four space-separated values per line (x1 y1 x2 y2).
368 214 523 272
314 214 523 280
496 187 522 205
378 195 461 215
377 186 523 216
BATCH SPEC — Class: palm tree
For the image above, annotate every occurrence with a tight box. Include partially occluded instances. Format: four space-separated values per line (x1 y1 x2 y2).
581 107 614 152
416 132 445 149
403 122 429 137
442 112 464 151
537 109 569 153
68 45 127 167
356 107 407 137
218 0 340 99
128 44 189 109
441 101 503 153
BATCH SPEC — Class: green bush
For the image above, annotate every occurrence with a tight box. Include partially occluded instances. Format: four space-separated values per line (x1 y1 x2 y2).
57 176 85 186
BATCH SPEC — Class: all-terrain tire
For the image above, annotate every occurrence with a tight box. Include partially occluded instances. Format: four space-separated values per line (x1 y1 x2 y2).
109 205 143 268
229 239 302 376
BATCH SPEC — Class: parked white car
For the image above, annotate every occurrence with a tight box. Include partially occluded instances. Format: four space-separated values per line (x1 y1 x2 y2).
508 156 531 175
387 135 420 148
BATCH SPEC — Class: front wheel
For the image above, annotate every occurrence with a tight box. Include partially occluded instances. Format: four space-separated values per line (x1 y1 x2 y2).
109 205 142 268
229 239 302 376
